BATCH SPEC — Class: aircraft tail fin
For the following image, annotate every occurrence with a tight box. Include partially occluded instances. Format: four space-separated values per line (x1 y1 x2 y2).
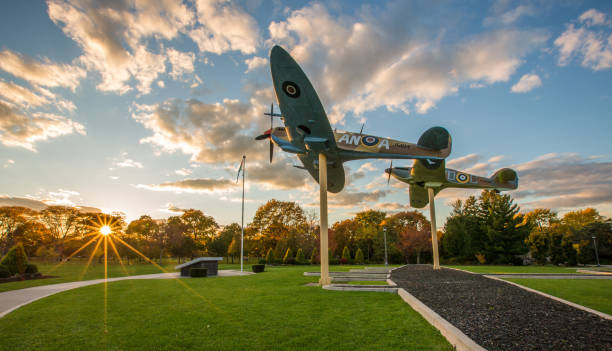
417 127 451 168
490 168 518 191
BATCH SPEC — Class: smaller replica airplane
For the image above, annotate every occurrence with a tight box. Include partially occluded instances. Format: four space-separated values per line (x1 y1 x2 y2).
385 159 519 208
256 45 453 193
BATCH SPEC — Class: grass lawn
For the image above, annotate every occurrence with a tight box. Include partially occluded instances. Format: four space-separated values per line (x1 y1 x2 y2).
0 259 263 293
0 266 452 351
504 278 612 315
446 265 582 274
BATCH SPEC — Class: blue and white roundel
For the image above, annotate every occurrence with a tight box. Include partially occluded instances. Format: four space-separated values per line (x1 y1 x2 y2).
362 135 379 146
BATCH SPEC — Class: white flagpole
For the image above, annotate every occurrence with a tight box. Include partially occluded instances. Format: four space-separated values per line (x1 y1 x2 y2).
240 155 245 272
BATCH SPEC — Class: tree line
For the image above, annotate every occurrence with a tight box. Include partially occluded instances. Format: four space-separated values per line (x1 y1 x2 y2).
0 190 610 265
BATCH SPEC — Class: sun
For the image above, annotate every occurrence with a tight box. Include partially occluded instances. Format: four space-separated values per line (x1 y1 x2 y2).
100 225 111 235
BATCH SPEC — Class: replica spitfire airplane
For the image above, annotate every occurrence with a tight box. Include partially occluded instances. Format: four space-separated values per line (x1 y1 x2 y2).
385 159 519 208
256 45 452 193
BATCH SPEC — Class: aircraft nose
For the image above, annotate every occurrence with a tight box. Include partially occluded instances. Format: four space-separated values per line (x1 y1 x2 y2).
384 168 392 174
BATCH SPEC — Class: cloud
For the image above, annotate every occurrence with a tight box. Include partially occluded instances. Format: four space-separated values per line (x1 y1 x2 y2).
268 3 547 122
447 153 480 169
166 48 196 80
375 202 412 211
135 178 236 193
246 160 311 190
47 0 195 94
0 101 85 151
554 10 612 71
189 0 260 55
0 49 86 91
0 196 48 211
244 56 267 73
512 153 612 210
175 168 193 176
579 9 609 26
0 194 101 213
131 98 268 164
326 189 390 208
3 159 15 168
114 152 143 168
511 73 542 93
484 3 536 26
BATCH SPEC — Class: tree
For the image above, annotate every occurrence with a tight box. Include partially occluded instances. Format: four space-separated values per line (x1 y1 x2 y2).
310 247 318 264
295 248 305 264
523 209 559 264
208 223 240 257
247 200 309 257
441 197 481 262
228 238 240 264
354 248 364 264
180 209 219 254
341 246 351 264
478 191 529 264
39 206 80 259
0 243 28 275
283 247 293 264
398 225 431 264
0 207 35 255
265 248 274 264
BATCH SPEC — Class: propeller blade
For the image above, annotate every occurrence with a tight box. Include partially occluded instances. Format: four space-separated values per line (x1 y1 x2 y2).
387 160 393 185
269 139 274 163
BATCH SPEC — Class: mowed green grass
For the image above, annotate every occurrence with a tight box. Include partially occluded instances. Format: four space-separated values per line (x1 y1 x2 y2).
505 278 612 315
0 260 257 292
0 266 453 351
446 265 582 274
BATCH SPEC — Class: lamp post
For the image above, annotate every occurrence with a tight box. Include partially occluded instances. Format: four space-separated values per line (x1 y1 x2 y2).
592 236 600 267
383 227 388 268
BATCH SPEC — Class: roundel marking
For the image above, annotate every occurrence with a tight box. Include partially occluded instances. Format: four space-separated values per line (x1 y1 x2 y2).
282 81 300 98
456 172 469 184
361 135 379 147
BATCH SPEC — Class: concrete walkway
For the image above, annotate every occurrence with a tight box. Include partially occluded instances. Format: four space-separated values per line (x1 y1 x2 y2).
0 270 253 318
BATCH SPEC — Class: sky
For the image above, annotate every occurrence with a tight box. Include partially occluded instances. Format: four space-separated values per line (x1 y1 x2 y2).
1 0 611 226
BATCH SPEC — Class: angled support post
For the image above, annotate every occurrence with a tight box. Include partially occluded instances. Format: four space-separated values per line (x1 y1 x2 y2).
319 152 331 285
428 187 440 270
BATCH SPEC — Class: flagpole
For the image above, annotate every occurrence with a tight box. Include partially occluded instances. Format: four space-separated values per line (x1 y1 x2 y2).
240 155 245 272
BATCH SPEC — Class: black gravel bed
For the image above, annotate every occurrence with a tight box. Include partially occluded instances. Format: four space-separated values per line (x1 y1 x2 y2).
391 265 612 351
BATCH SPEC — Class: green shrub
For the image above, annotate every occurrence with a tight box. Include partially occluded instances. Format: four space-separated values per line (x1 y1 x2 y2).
0 265 11 278
341 246 351 263
354 248 364 264
283 248 293 264
190 267 207 277
265 248 273 264
252 264 265 273
258 258 266 264
1 243 28 275
310 248 319 264
295 248 305 264
25 263 38 274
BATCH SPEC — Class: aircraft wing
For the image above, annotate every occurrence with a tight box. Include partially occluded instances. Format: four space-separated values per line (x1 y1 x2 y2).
270 46 336 153
297 154 345 193
409 184 442 208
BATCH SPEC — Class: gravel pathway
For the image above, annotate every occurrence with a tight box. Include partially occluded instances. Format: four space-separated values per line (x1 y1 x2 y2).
391 265 612 351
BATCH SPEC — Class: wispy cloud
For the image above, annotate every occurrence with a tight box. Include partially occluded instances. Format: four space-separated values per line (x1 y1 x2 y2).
135 178 236 194
511 73 542 93
555 9 612 71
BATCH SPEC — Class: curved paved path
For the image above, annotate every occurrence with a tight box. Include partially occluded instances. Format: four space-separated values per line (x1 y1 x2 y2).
0 270 252 318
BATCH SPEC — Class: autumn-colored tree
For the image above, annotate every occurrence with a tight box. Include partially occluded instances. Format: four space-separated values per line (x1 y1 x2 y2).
180 209 219 253
523 209 559 264
208 223 239 257
39 206 80 259
398 225 431 264
0 207 36 255
247 199 309 257
354 248 364 264
341 246 351 264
